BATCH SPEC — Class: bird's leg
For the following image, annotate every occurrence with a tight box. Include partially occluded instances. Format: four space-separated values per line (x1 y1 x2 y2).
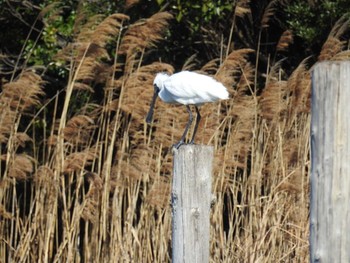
189 106 201 144
173 105 193 149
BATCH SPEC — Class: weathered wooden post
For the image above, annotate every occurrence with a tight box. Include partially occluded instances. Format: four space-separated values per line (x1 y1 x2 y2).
311 61 350 262
172 145 213 263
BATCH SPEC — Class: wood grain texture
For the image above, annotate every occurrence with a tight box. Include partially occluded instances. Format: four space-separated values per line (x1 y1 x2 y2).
311 61 350 262
172 145 213 263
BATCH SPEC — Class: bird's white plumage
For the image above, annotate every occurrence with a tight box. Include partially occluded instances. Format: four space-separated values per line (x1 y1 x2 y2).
154 71 229 105
147 70 229 148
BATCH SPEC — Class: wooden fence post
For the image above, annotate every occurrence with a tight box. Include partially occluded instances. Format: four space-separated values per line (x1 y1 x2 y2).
172 145 213 263
311 61 350 262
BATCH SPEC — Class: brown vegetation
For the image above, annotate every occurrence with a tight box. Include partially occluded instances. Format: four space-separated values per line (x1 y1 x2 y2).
0 3 349 262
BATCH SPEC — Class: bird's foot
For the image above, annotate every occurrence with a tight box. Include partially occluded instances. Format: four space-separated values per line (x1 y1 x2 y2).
172 140 185 149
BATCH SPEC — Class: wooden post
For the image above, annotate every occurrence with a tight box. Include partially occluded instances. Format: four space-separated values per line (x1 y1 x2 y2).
311 61 350 262
172 145 213 263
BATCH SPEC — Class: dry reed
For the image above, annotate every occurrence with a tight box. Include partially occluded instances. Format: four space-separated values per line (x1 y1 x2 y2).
2 2 347 262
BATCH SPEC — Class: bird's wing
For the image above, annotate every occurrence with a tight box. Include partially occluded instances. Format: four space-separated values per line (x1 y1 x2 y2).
164 72 227 105
165 73 194 94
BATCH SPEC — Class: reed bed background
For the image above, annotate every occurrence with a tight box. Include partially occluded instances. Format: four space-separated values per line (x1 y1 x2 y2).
1 2 350 262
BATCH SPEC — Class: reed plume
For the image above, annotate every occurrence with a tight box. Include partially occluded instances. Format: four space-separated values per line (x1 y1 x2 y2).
318 15 349 61
235 0 251 19
276 30 294 52
261 0 280 29
0 72 44 145
119 12 173 73
0 4 319 262
216 48 254 90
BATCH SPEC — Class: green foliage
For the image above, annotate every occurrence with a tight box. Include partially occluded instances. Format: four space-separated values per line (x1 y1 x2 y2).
82 0 118 15
285 0 350 44
2 0 350 78
22 0 118 66
24 12 75 65
153 0 234 67
23 1 73 63
171 0 233 29
21 0 122 78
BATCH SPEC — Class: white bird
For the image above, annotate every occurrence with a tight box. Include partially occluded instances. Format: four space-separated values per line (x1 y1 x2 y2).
146 71 229 148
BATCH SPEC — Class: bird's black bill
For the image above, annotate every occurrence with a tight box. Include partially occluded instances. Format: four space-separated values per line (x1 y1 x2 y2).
146 87 159 123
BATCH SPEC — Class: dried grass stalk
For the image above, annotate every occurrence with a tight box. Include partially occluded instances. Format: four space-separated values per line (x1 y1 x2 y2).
125 0 140 9
276 30 293 52
286 59 311 117
63 115 96 145
7 154 35 180
259 80 288 121
146 178 171 209
318 37 345 61
119 12 173 72
235 0 251 18
216 48 254 89
1 71 44 112
318 15 349 61
63 147 98 173
261 0 279 28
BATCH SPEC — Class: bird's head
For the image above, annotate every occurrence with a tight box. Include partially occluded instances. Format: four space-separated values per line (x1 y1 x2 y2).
153 72 170 91
146 73 170 124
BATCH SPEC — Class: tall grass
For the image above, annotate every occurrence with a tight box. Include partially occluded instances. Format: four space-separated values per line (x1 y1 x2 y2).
1 3 349 262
